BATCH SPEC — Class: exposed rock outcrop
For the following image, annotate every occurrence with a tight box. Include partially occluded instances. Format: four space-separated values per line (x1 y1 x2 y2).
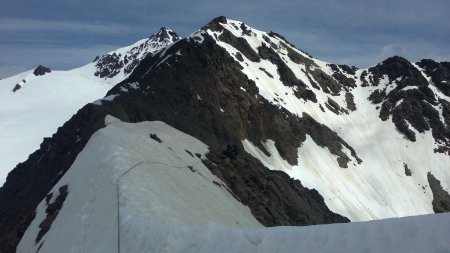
427 172 450 213
367 56 450 146
33 65 51 76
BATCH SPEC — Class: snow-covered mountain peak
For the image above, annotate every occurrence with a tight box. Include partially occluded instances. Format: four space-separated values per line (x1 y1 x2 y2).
200 16 320 65
188 16 358 126
91 27 180 81
153 26 181 42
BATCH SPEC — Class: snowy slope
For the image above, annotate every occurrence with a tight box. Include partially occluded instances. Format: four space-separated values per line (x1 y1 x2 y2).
86 212 450 253
0 28 180 186
0 70 111 186
17 116 450 253
17 116 261 253
93 212 450 253
195 18 450 221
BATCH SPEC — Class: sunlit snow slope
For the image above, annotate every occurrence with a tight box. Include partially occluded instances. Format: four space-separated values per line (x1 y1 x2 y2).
17 116 261 253
116 213 450 253
0 70 112 186
0 28 180 186
193 18 450 221
17 116 450 253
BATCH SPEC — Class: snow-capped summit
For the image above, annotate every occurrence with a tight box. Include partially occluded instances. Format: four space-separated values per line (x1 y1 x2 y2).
0 27 180 187
153 26 181 42
90 26 180 82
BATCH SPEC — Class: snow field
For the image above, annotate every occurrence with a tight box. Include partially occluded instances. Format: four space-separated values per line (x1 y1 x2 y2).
0 70 113 186
120 212 450 253
17 116 261 253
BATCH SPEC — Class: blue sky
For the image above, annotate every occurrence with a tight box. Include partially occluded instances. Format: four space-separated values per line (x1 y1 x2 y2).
0 0 449 78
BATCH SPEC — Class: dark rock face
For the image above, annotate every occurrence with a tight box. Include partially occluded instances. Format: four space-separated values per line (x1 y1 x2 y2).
367 56 450 147
329 64 356 91
12 84 21 92
310 69 343 96
213 16 227 24
331 71 356 90
369 56 427 87
336 64 357 76
235 52 244 62
33 65 51 76
360 70 370 87
280 41 316 67
124 59 140 74
368 89 386 104
259 67 273 78
94 53 124 78
257 43 317 102
218 28 260 62
240 23 253 36
36 185 68 243
404 163 412 176
427 172 450 213
417 59 450 96
204 151 349 226
416 59 440 74
345 92 356 111
326 97 341 115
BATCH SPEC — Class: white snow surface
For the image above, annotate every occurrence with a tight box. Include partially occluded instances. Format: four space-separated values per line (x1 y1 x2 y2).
95 213 450 253
0 70 112 186
17 116 450 253
202 18 450 221
17 116 261 253
0 30 179 186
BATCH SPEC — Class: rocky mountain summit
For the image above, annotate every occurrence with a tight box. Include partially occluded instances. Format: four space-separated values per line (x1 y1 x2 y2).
93 27 181 79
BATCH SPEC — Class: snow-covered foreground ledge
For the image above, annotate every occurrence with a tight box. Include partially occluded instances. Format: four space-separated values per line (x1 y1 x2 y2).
17 116 261 253
123 213 450 253
17 116 450 253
